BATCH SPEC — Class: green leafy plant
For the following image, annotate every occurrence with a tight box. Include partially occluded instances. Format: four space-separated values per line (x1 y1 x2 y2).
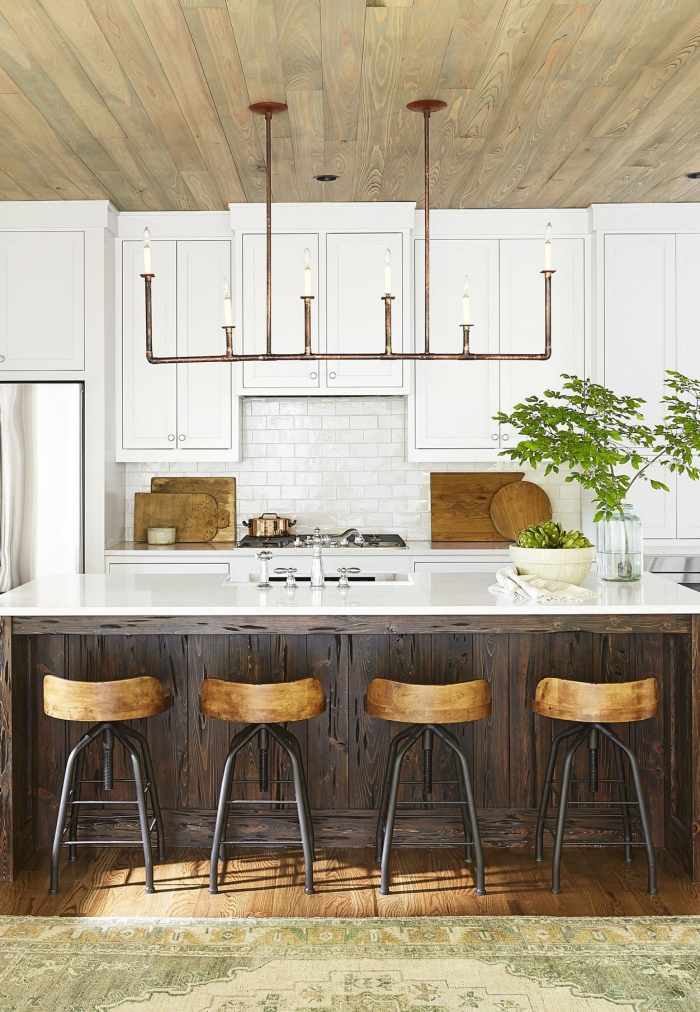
494 372 700 522
516 521 591 549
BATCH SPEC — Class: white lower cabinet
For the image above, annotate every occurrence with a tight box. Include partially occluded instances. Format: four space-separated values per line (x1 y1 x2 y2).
119 238 239 462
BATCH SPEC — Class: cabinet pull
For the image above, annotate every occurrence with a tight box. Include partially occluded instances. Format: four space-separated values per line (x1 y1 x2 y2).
502 433 509 441
329 371 337 379
0 356 5 363
168 434 175 441
491 434 498 441
309 371 317 380
178 434 185 441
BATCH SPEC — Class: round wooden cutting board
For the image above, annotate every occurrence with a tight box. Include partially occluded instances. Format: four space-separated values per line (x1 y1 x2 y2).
489 481 552 540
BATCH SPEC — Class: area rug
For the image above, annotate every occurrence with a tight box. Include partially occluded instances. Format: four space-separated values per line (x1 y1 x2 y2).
0 916 699 1011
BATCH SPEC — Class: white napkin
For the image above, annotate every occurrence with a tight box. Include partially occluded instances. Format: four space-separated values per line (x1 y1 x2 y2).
489 565 600 603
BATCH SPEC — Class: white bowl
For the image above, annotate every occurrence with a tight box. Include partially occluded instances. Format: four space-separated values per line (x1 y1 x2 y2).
509 545 595 586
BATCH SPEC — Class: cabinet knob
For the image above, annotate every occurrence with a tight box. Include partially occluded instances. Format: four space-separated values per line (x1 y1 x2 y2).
178 434 185 441
168 434 175 441
502 434 509 441
310 371 317 379
0 356 5 363
329 371 337 379
491 434 498 441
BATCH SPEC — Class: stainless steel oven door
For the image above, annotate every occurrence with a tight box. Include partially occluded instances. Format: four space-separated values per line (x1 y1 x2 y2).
647 556 700 593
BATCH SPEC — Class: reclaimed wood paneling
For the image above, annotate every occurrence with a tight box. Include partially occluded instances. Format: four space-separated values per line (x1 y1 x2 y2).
5 625 695 880
0 1 699 207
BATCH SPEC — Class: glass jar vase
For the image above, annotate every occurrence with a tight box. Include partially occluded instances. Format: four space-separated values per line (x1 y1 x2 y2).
595 503 642 582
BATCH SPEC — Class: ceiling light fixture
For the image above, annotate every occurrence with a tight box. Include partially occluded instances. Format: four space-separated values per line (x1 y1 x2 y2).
140 100 554 363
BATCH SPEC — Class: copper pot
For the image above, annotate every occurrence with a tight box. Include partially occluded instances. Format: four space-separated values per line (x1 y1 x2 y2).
243 512 297 537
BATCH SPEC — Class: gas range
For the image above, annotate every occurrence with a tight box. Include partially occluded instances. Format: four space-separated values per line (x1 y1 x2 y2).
238 533 408 549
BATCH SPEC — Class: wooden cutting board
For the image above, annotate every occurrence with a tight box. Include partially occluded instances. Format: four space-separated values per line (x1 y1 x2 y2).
489 481 552 541
430 472 525 541
151 477 236 542
134 493 229 543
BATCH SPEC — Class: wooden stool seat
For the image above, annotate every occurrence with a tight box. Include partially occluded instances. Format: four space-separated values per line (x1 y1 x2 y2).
200 677 325 724
44 675 172 723
364 678 491 724
530 677 658 723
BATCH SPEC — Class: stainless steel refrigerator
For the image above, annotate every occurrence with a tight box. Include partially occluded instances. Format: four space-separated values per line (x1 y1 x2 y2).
0 383 83 592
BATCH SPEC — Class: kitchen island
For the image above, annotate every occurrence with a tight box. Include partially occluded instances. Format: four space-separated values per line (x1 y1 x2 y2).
0 571 698 883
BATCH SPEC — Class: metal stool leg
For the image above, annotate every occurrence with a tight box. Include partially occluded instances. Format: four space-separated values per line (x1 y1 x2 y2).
276 724 316 855
67 746 86 862
434 724 485 895
379 725 424 896
535 723 584 862
375 725 415 863
49 724 104 895
613 741 633 863
122 724 166 863
551 727 588 895
209 723 260 894
375 725 416 863
599 724 657 895
455 759 474 863
113 726 155 894
269 723 315 894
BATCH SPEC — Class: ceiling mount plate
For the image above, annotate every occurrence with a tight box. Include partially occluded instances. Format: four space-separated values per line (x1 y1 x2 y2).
249 101 288 116
407 99 448 115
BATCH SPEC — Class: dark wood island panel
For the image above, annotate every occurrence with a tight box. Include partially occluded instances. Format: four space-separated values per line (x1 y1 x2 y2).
1 613 698 882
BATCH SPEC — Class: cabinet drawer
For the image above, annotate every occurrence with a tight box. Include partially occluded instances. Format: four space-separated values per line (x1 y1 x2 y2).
108 562 231 575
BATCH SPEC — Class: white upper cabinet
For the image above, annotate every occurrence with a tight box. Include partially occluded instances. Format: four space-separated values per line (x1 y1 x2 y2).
626 463 677 540
675 234 700 539
325 232 404 389
176 240 233 450
604 233 675 427
119 238 238 462
0 231 84 370
412 238 500 451
499 238 585 439
240 232 320 390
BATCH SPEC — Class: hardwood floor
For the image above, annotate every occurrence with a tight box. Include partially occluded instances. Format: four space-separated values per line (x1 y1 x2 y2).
1 847 698 918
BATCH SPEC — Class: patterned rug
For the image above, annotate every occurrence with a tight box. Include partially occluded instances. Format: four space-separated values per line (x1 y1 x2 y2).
0 916 698 1011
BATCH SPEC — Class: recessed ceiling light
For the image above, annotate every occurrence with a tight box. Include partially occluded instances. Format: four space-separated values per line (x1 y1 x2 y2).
686 171 700 179
314 174 339 182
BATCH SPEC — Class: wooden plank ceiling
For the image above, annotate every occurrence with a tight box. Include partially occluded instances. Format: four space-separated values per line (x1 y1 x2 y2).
0 0 699 210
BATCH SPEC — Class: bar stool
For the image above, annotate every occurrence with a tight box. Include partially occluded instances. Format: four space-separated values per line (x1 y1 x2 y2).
200 677 325 895
365 677 491 896
531 676 658 895
44 675 171 895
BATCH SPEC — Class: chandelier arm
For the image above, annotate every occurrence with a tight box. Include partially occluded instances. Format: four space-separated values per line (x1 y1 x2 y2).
459 271 554 361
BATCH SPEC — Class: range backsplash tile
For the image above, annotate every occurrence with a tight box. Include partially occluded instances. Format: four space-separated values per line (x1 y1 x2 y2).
123 397 580 542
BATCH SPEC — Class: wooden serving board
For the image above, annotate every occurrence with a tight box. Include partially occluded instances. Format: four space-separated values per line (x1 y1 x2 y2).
489 481 552 541
134 493 229 543
151 477 236 542
430 472 524 542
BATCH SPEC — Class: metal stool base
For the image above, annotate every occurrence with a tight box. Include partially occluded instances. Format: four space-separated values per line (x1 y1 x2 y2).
535 721 657 895
209 722 315 895
49 721 165 896
375 722 485 896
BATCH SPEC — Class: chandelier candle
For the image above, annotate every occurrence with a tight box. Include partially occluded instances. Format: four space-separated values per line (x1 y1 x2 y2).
303 248 311 297
223 278 232 327
142 227 151 274
384 248 392 295
462 276 470 325
544 223 553 270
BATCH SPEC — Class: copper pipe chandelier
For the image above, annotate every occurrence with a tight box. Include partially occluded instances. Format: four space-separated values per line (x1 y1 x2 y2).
142 100 554 364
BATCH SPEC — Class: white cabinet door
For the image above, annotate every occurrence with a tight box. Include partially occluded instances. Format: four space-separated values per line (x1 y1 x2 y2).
122 240 177 451
499 238 585 443
0 231 84 370
325 232 403 389
626 463 676 539
176 240 232 450
604 234 675 428
241 233 320 390
675 233 700 538
413 239 500 450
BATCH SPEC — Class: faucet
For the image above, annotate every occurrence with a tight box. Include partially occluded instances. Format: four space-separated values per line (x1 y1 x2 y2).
309 528 325 588
256 550 273 588
333 528 365 547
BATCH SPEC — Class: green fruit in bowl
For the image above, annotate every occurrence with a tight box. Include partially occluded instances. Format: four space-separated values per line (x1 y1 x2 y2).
515 520 591 549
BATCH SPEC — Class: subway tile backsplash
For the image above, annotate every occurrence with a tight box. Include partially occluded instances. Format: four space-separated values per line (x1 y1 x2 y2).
123 397 580 542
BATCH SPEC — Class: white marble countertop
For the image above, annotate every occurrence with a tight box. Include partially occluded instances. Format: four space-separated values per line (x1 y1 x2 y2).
1 571 699 617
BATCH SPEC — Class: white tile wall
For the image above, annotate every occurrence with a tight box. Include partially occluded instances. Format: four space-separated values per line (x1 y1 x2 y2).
123 397 581 541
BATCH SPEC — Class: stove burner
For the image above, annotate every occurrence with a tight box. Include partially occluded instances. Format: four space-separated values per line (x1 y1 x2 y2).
238 532 407 549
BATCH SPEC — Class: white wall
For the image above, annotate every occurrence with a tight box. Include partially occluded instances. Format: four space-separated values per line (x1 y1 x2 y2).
122 396 580 542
